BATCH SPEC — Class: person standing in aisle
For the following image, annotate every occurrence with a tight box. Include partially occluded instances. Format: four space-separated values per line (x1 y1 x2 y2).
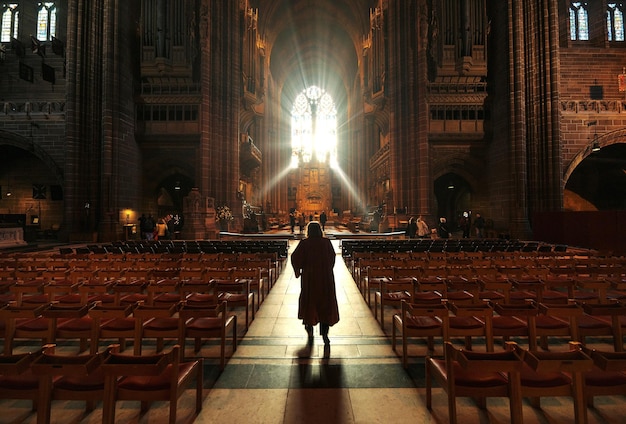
291 221 340 346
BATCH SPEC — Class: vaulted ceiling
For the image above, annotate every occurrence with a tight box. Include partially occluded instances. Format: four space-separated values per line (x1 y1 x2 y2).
255 0 377 105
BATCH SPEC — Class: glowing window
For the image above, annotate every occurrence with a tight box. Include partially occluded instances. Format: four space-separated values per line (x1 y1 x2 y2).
37 2 56 41
1 3 19 43
608 3 625 41
290 86 338 168
570 2 589 41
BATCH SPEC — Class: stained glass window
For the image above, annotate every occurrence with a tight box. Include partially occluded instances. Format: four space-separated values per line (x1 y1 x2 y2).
290 86 338 168
570 2 589 41
37 2 55 41
1 3 19 43
608 3 625 41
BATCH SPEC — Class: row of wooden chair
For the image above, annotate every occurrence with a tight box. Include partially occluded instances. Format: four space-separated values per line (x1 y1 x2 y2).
361 266 626 309
426 340 626 424
354 261 626 295
0 299 238 369
60 239 289 257
391 298 626 368
0 254 281 286
0 343 202 424
340 238 563 257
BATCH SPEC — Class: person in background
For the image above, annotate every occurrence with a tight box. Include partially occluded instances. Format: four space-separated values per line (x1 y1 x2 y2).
405 217 417 238
417 216 430 238
474 213 486 238
155 218 168 240
460 211 471 238
437 217 449 239
291 221 340 346
320 210 328 231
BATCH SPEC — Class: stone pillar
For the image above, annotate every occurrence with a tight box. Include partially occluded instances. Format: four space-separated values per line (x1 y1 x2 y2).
181 188 217 240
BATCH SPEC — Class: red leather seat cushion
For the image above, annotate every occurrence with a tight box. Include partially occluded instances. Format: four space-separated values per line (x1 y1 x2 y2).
118 362 197 391
383 291 410 301
144 317 179 331
186 317 222 331
406 315 441 330
0 374 38 390
55 372 104 391
520 364 571 388
16 317 49 331
101 317 135 331
219 293 247 302
577 315 611 330
58 316 93 331
535 315 569 330
492 316 526 330
430 358 508 388
584 369 626 387
449 316 484 329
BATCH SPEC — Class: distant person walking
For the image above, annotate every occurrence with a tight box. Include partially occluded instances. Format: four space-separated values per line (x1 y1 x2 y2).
437 217 449 239
474 213 485 238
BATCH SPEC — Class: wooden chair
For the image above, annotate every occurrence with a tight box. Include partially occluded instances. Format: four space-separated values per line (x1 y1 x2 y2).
572 342 626 408
147 278 184 306
578 302 626 352
392 300 449 367
535 302 583 350
133 302 182 355
513 344 593 424
0 303 51 354
181 279 218 306
374 277 414 331
360 264 389 305
232 266 265 311
425 341 523 424
0 345 46 414
491 301 538 350
89 302 138 353
245 258 275 291
178 301 237 370
111 279 149 306
214 277 254 331
101 344 203 424
447 301 494 352
475 275 511 303
42 302 95 354
31 344 110 424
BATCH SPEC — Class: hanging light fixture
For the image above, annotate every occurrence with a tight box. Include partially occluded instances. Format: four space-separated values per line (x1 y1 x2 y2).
5 174 11 196
591 134 601 152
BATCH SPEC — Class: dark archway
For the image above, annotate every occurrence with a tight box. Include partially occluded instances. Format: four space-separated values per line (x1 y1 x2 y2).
565 143 626 210
156 173 194 219
434 172 472 233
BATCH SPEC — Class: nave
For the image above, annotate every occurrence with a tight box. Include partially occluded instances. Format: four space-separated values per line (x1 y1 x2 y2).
2 239 626 423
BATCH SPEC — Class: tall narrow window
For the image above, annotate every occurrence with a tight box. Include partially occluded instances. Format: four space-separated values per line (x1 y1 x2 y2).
570 2 589 41
608 3 625 41
290 86 338 169
36 2 56 41
1 3 19 43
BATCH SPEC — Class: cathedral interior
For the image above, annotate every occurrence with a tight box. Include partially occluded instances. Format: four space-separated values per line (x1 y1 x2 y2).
1 0 626 250
4 3 626 424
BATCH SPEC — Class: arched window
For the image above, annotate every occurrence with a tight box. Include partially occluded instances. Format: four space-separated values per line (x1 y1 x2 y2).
607 2 625 41
570 2 589 41
1 3 19 43
37 2 56 41
290 86 338 168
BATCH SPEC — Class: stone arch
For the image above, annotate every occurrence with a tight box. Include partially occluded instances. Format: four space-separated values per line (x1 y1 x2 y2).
563 128 626 186
0 130 64 184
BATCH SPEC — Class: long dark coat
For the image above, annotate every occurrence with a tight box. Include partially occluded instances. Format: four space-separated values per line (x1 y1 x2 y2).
291 236 340 327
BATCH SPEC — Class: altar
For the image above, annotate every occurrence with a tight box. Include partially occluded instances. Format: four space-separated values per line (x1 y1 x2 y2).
0 226 28 249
